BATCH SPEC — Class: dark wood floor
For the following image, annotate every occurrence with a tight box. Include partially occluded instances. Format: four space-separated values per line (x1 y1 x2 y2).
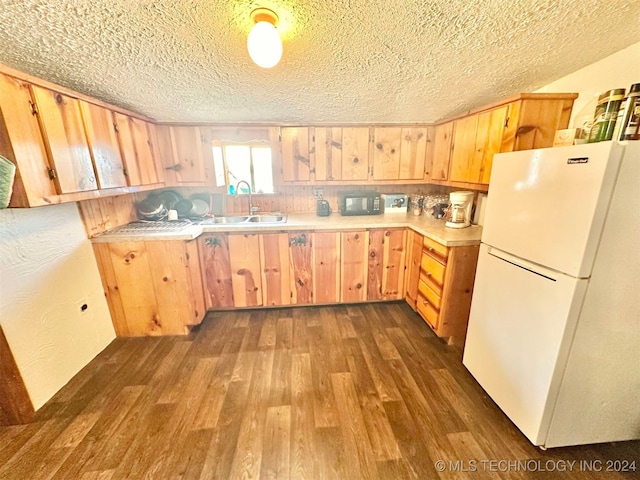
1 302 638 479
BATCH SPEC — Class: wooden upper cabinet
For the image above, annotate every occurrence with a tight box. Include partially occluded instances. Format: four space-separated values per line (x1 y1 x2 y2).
341 127 370 181
79 101 127 189
168 126 206 184
313 127 342 181
372 127 402 180
430 122 454 182
281 127 310 182
30 85 97 193
399 127 428 180
0 73 56 207
113 113 161 186
447 94 576 186
130 117 160 185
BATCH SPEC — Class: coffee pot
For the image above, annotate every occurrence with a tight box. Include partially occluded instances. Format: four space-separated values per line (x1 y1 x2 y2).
445 191 474 228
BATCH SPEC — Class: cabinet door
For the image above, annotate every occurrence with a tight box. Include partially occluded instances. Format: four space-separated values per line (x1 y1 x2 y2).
169 126 206 184
313 127 342 181
154 124 178 185
281 127 310 182
404 230 424 310
113 112 141 185
368 228 406 301
30 85 96 193
130 117 160 185
80 102 127 189
399 127 428 180
312 232 341 304
341 127 370 180
341 231 369 302
93 241 197 336
146 122 166 184
475 106 508 184
450 107 508 184
372 127 402 180
228 234 262 307
260 233 291 306
430 122 454 181
0 73 56 205
450 115 480 183
198 234 234 308
289 232 313 304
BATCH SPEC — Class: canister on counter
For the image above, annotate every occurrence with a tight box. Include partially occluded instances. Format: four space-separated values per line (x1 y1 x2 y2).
616 83 640 141
588 88 626 143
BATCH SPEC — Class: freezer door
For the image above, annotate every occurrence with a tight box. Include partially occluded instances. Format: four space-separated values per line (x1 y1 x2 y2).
463 244 588 446
482 142 623 278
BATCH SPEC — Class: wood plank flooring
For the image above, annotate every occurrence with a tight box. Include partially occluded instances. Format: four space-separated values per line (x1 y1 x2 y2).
1 302 638 479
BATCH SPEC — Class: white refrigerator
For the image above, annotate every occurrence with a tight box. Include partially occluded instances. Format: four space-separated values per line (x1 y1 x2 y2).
463 141 640 448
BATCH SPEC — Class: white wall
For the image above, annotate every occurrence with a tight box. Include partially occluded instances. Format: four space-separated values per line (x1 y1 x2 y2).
0 203 115 409
536 42 640 125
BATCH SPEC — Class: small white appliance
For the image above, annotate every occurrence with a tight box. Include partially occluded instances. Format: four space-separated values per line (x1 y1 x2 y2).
463 141 640 449
445 191 474 228
381 194 408 213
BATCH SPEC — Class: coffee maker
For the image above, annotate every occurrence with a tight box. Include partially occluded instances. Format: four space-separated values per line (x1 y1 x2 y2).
445 191 474 228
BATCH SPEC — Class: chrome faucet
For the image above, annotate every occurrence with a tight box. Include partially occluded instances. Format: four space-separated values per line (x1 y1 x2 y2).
235 180 260 215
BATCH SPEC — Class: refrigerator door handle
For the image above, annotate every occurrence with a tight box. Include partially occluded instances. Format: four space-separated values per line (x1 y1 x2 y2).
486 247 558 282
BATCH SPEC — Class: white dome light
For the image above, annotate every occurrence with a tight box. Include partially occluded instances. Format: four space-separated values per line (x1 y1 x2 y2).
247 9 282 69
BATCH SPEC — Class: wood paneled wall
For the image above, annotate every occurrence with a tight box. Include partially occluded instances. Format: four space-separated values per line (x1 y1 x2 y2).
77 184 451 237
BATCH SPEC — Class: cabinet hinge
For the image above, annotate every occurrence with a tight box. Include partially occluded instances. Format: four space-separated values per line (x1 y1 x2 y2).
47 167 57 180
278 134 282 142
113 122 120 133
29 100 38 115
185 252 190 260
504 117 510 128
122 168 129 177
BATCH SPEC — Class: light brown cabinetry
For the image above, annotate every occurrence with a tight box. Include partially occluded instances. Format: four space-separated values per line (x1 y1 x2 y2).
312 231 341 304
437 94 577 188
415 236 479 345
340 231 369 302
404 230 424 310
312 127 370 181
228 234 263 307
0 72 57 207
198 234 234 308
93 240 205 336
165 126 207 184
289 231 314 304
113 113 162 186
260 233 292 306
367 228 407 300
372 127 429 180
281 127 311 182
80 101 127 189
30 84 97 193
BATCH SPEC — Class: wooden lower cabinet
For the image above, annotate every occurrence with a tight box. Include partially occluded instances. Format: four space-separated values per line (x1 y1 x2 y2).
228 234 263 307
93 240 205 336
404 230 424 310
415 236 479 345
260 233 292 306
340 231 369 302
367 228 407 300
312 232 341 304
289 231 313 304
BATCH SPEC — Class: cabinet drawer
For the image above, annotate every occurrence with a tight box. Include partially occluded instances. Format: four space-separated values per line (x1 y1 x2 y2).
417 293 439 331
422 236 448 262
420 253 446 288
418 279 442 310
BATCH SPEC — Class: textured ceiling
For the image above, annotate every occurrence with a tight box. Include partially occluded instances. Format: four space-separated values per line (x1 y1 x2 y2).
0 0 639 124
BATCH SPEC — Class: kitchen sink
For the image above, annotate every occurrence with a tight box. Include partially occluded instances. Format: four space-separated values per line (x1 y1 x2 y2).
196 214 287 225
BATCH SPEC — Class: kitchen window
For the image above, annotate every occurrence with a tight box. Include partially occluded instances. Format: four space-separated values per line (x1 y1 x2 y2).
212 143 274 194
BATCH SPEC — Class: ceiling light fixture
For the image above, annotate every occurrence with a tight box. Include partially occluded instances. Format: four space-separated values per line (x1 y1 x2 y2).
247 8 282 69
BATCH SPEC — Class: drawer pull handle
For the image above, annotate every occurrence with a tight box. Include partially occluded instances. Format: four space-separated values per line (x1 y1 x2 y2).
425 272 431 277
422 300 428 306
428 247 434 252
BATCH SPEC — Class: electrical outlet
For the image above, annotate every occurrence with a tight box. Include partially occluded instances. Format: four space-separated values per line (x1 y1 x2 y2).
313 187 323 200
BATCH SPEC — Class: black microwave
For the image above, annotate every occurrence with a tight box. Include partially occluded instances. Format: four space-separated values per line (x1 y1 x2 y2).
338 191 382 216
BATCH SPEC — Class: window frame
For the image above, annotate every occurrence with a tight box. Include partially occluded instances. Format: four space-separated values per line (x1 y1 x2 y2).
212 140 274 194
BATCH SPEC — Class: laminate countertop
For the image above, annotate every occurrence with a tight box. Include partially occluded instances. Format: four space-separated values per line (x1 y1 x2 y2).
91 212 482 247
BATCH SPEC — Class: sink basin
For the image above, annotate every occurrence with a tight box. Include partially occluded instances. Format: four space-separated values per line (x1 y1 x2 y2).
212 216 250 224
247 215 287 223
196 214 287 225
